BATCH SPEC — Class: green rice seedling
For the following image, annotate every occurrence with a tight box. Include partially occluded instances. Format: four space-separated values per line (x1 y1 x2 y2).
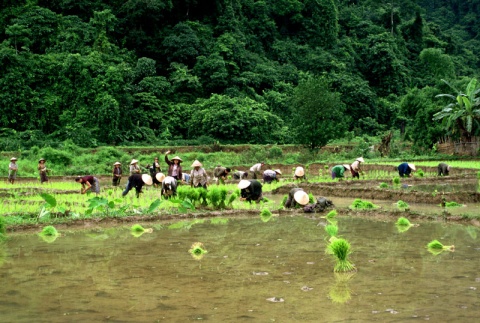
392 177 400 185
325 210 337 219
444 201 461 207
227 191 238 205
477 171 480 179
131 224 145 232
41 225 58 236
417 169 424 177
207 187 221 208
427 240 455 255
218 186 228 208
379 182 388 189
325 224 338 240
396 200 409 211
327 238 356 273
308 193 315 204
0 216 6 235
396 217 411 226
260 208 273 222
189 242 208 260
350 199 378 210
329 272 355 304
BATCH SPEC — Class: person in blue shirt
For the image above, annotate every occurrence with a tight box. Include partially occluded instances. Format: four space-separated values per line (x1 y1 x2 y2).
398 163 415 177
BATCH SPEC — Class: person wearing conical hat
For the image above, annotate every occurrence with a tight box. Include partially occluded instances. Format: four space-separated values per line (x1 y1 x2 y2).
8 157 18 184
38 158 48 184
331 164 350 180
161 176 177 199
165 150 183 181
190 160 208 189
129 159 141 176
350 157 364 179
398 162 415 178
122 174 153 198
284 188 309 208
293 166 306 181
262 169 282 184
238 180 263 203
438 163 451 176
112 162 122 186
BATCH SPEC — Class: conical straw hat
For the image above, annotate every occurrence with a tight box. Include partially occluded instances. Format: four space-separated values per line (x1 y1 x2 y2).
356 157 365 163
274 169 282 175
130 159 138 165
408 163 416 171
141 174 153 185
10 157 17 161
294 191 309 205
113 161 121 166
191 160 202 167
294 167 304 177
155 173 166 182
238 180 251 189
343 164 351 170
171 156 183 162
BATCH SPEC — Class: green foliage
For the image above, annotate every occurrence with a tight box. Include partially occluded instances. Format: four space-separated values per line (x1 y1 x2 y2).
327 238 355 273
445 201 461 207
131 224 145 232
396 200 410 211
40 225 58 236
40 193 57 208
396 217 411 226
325 210 337 219
260 208 273 223
308 193 315 204
379 182 388 188
427 240 444 249
189 242 207 260
417 169 424 177
146 199 162 214
350 199 378 210
325 224 338 238
0 216 6 241
392 177 401 185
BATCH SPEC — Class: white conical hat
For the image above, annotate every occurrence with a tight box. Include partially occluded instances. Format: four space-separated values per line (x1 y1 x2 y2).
274 169 282 175
191 160 202 167
155 173 166 182
294 191 309 205
238 180 251 189
408 163 416 171
141 174 153 185
171 156 183 162
294 167 304 177
130 159 138 165
10 157 17 161
113 161 121 166
343 164 351 170
356 157 365 163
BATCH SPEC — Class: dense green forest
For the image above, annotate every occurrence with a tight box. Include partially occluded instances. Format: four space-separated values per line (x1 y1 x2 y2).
1 0 479 153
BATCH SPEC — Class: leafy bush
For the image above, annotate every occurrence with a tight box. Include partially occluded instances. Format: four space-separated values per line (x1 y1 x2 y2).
40 147 72 166
268 146 283 159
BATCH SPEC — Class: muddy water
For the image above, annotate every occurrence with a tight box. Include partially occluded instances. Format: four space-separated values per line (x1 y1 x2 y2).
1 217 480 322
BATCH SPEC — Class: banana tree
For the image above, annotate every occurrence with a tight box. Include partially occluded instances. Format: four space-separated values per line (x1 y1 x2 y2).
433 78 480 141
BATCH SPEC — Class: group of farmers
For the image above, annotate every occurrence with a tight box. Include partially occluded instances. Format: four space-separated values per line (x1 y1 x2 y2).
6 153 452 209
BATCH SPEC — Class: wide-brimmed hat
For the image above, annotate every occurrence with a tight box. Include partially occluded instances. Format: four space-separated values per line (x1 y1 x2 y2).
171 156 183 162
141 174 153 185
408 163 416 171
38 158 45 162
10 157 17 161
294 190 310 205
130 159 138 165
343 164 351 170
238 180 251 189
155 172 166 182
191 160 202 168
356 157 365 163
274 169 282 175
294 167 305 177
113 161 121 166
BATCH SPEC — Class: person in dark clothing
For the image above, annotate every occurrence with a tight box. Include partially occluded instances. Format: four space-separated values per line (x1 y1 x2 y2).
161 176 177 199
122 174 153 198
164 150 183 180
112 162 122 186
238 180 263 203
398 163 416 177
233 171 248 180
213 166 231 185
284 188 309 208
75 175 100 195
438 163 451 176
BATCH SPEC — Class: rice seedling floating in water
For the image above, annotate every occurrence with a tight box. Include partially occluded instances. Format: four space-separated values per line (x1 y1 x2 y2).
39 225 59 243
131 224 145 232
444 201 462 207
325 210 337 219
379 182 388 189
427 239 455 255
327 238 356 272
189 242 208 260
395 216 415 233
329 272 355 304
325 224 338 242
350 199 378 210
260 208 273 222
131 224 153 237
396 200 409 211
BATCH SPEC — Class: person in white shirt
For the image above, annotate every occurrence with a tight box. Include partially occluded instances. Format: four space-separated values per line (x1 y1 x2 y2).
249 162 264 179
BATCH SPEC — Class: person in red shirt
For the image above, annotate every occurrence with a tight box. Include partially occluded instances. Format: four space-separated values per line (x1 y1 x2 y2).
75 175 100 195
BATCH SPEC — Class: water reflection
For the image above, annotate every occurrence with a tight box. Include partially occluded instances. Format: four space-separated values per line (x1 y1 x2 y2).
1 216 480 321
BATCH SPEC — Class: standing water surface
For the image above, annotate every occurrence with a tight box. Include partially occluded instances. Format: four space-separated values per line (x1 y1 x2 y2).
0 216 479 322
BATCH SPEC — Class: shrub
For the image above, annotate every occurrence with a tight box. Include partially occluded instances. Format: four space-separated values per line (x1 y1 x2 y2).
40 147 72 166
268 146 283 159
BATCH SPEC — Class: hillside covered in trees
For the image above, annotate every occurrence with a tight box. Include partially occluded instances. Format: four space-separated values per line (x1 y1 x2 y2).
0 0 479 153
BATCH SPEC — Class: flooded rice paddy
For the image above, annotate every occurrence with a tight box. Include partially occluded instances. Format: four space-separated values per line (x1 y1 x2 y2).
1 216 480 322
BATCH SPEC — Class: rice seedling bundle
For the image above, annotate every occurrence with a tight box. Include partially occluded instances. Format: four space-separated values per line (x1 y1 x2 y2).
396 217 411 226
392 177 400 185
260 208 273 222
41 226 58 236
350 199 378 209
327 238 356 273
379 182 388 189
131 224 145 232
325 224 338 238
396 200 409 210
325 210 337 219
189 242 208 260
427 239 455 254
